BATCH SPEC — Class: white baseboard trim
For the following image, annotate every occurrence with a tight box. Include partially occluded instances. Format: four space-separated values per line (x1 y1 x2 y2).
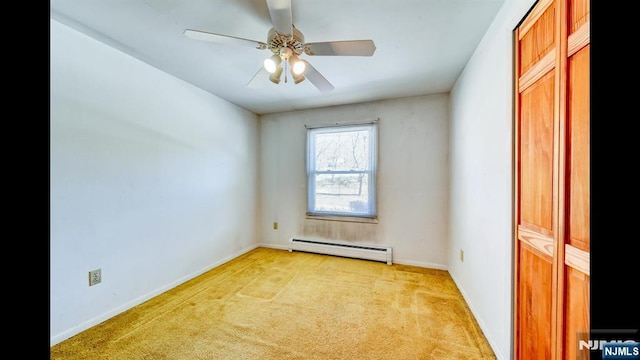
392 258 448 270
50 244 260 347
448 272 505 360
257 243 289 251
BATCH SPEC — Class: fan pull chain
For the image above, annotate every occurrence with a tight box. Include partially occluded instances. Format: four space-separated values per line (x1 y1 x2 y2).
284 60 288 83
283 40 289 83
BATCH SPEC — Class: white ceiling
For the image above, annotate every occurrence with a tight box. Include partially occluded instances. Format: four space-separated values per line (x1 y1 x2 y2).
50 0 504 115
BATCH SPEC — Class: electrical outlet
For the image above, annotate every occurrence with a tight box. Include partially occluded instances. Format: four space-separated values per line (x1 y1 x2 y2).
460 249 464 262
89 269 102 286
273 222 278 230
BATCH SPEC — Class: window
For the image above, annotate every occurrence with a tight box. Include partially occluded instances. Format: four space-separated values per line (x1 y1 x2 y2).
306 122 378 219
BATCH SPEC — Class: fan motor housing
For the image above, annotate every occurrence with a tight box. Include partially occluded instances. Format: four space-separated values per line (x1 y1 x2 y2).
267 27 305 56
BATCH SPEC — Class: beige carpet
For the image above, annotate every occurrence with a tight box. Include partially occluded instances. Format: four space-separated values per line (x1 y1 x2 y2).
50 247 496 359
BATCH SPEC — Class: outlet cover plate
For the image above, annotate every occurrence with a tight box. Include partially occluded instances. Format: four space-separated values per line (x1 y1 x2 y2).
89 269 102 286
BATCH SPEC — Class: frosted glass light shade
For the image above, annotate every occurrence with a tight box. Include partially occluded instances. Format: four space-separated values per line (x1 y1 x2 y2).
264 58 277 73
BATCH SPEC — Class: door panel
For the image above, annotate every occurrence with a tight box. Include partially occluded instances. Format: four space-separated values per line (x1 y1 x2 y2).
567 45 589 252
518 2 556 76
564 267 589 360
519 71 555 233
568 0 589 32
517 244 553 359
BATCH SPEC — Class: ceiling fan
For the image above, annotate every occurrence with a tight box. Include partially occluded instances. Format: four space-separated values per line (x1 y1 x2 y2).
184 0 376 93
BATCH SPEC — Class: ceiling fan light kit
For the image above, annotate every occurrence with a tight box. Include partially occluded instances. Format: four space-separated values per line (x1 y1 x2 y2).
184 0 376 92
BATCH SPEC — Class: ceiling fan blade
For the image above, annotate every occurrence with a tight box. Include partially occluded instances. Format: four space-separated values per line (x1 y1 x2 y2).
184 29 267 49
266 0 292 37
304 40 376 56
303 61 334 93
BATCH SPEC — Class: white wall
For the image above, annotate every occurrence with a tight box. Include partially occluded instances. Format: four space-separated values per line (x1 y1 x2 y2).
447 0 537 359
259 95 450 268
50 19 260 345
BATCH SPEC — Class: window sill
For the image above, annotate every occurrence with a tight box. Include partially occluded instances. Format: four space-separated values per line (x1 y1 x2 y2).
305 214 379 224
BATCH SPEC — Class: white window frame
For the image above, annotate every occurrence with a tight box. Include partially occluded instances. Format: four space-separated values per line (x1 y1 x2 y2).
306 121 378 221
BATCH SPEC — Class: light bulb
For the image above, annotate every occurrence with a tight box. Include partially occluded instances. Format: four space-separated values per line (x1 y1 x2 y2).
264 58 277 74
292 60 306 75
288 54 306 75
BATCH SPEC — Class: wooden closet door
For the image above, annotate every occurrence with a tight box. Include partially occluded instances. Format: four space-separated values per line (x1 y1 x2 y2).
560 0 590 358
515 1 557 358
514 0 589 359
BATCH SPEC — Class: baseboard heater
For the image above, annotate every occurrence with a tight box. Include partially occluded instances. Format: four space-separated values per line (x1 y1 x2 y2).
288 237 392 265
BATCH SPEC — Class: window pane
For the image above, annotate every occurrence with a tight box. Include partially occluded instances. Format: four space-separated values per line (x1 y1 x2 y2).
314 173 370 214
315 130 370 172
307 122 377 218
